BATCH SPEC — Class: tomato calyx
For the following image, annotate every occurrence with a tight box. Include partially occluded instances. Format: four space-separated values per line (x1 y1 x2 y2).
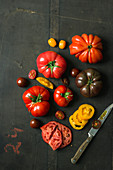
45 61 60 74
87 44 92 51
28 93 42 103
87 76 94 85
60 92 72 100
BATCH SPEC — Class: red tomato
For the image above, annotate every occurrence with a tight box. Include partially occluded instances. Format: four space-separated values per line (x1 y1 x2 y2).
22 86 50 117
36 51 67 78
69 34 103 63
49 128 62 150
28 69 36 79
53 85 73 107
55 110 65 120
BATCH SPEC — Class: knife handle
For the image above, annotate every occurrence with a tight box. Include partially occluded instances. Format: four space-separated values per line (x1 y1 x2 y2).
71 135 92 164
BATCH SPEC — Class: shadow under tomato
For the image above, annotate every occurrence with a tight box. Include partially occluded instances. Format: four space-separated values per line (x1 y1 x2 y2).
101 38 110 64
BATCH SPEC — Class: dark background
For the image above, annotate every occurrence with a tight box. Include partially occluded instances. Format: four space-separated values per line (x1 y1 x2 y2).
0 0 113 170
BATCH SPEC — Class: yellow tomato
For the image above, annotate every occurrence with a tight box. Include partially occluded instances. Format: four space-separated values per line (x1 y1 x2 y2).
59 40 66 49
48 38 57 47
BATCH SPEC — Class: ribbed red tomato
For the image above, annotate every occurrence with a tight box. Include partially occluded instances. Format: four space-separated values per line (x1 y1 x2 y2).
36 51 67 78
53 85 73 107
22 86 50 117
69 34 103 63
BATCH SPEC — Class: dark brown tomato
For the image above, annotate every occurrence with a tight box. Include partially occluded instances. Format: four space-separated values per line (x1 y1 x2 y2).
75 68 103 97
92 119 101 129
17 77 28 87
61 77 69 86
30 118 41 128
71 68 79 77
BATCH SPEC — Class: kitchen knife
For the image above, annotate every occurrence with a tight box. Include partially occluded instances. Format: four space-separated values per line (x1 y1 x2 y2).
71 103 113 164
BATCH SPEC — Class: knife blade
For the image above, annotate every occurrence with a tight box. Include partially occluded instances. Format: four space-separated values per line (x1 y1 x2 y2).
71 103 113 164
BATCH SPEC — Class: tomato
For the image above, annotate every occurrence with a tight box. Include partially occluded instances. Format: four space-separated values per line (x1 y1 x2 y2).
48 38 57 47
59 40 66 49
49 128 62 150
22 86 50 117
70 68 79 77
41 122 57 143
92 119 101 129
61 77 69 86
28 69 36 79
69 34 103 63
55 111 65 120
53 85 73 107
59 124 72 148
17 77 28 87
30 118 41 128
36 51 67 78
40 121 72 149
75 68 103 97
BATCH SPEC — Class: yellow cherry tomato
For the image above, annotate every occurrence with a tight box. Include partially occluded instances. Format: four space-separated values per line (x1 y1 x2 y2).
59 40 66 49
48 38 57 47
36 77 54 89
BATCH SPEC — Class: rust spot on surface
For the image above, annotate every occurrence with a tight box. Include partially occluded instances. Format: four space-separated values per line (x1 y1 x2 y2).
4 142 22 154
7 128 23 138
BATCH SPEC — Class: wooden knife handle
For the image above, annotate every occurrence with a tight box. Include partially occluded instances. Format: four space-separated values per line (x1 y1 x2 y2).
71 135 92 164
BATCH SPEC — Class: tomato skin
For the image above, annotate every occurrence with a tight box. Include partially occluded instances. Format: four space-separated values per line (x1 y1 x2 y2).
22 86 50 117
69 34 103 63
17 77 28 87
36 51 67 78
70 68 79 77
30 118 41 128
53 85 73 107
30 101 50 117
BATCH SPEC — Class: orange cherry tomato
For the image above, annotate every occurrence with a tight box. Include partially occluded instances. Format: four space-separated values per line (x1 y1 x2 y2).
59 40 66 49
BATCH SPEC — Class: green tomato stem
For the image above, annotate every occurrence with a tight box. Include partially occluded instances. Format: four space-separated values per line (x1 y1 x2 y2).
28 93 42 103
45 61 60 74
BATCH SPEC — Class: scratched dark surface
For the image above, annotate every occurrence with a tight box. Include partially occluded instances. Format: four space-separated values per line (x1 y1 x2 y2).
0 0 113 170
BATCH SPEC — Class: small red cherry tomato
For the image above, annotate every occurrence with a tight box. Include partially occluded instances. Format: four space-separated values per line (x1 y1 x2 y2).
28 69 36 79
92 119 101 129
55 111 65 120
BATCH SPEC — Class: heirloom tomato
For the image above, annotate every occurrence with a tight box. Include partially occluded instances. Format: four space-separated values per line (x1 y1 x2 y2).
69 34 103 63
22 86 50 117
36 51 67 78
75 68 103 97
53 85 73 107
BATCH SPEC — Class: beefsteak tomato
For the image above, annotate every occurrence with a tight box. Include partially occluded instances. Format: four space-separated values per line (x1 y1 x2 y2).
75 68 103 97
22 86 50 117
53 85 73 107
69 34 103 63
36 51 67 78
